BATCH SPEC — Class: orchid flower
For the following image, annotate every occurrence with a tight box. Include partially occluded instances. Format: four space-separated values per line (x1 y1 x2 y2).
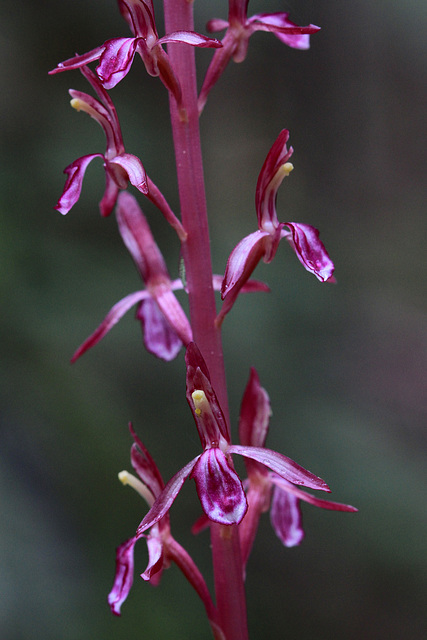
108 424 216 623
238 368 357 565
134 343 332 537
71 191 269 362
71 191 192 362
198 1 320 112
49 0 221 105
217 130 335 324
55 66 147 217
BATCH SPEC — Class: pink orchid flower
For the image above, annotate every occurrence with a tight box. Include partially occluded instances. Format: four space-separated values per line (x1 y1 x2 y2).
134 343 332 535
199 1 320 111
218 130 335 324
71 192 269 362
238 368 357 564
71 191 192 362
108 424 216 623
55 66 147 217
50 0 221 104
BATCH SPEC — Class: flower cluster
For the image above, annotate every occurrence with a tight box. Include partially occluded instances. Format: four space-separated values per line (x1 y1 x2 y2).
50 0 222 102
50 1 357 635
108 423 216 625
70 191 268 362
109 345 356 613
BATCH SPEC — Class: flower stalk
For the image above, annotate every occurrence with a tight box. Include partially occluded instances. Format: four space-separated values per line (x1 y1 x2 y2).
164 5 247 632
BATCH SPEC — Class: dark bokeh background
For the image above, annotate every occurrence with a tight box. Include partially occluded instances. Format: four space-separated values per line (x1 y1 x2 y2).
1 1 426 638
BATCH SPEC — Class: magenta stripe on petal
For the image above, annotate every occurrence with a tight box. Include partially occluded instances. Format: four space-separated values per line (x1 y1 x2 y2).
191 449 247 525
270 486 304 547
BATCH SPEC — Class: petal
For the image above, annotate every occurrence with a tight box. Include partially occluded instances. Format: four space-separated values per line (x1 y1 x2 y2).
49 46 104 75
129 424 164 499
270 486 304 547
217 230 270 324
255 129 293 231
99 171 120 217
282 223 335 282
271 475 358 512
136 297 183 361
191 449 247 525
109 153 148 194
249 13 320 49
141 529 164 584
154 287 193 346
145 176 187 241
96 37 139 89
55 154 102 215
70 290 149 363
185 343 229 445
107 536 137 616
198 31 236 113
68 89 117 146
227 445 331 491
238 368 271 449
206 18 229 33
157 31 222 48
116 191 168 282
136 457 200 536
212 274 269 294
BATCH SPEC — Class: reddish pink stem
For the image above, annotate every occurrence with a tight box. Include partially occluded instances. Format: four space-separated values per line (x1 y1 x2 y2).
163 1 248 638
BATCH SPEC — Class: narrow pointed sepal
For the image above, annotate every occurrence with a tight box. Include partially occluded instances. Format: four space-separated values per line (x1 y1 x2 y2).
227 445 330 491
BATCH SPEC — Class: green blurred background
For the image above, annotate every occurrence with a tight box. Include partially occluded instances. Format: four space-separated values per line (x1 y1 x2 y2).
1 1 426 638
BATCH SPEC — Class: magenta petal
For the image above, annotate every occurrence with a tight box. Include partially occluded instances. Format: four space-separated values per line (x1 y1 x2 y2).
271 476 358 512
270 486 304 547
97 37 139 89
136 297 183 361
116 191 168 282
157 31 222 48
137 457 200 536
129 426 164 500
282 223 335 282
49 46 104 75
227 445 330 491
239 368 271 449
255 129 293 230
107 537 137 616
249 13 319 49
109 153 148 194
206 18 229 32
154 288 192 346
191 449 247 525
55 154 102 215
99 171 120 217
217 231 270 324
140 530 164 583
71 290 148 362
185 343 230 445
221 230 270 300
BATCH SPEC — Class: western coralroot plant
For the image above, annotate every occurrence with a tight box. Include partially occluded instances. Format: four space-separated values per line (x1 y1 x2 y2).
50 2 357 638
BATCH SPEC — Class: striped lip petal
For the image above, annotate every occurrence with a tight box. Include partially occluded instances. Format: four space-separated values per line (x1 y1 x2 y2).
282 223 335 282
191 449 248 525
